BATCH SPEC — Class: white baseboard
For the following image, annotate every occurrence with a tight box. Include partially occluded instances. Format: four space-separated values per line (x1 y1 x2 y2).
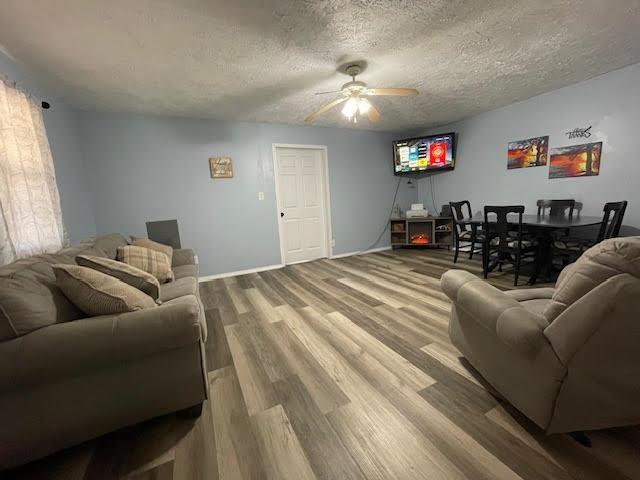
199 246 391 282
329 246 391 259
198 263 284 282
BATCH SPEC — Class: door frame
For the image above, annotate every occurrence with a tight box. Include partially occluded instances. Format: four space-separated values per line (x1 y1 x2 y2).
272 143 333 265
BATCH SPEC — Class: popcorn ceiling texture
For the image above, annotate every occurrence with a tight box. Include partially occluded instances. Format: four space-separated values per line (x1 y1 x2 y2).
1 0 639 131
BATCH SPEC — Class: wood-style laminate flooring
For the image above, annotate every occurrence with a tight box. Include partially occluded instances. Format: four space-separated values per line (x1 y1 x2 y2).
7 248 640 479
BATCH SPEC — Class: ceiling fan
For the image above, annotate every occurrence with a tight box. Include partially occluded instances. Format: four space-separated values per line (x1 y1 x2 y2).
304 63 418 125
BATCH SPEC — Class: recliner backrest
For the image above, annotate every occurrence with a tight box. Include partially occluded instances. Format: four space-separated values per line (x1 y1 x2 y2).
544 236 640 322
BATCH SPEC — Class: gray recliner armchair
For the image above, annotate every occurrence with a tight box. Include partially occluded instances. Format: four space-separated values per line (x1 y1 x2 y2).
441 236 640 434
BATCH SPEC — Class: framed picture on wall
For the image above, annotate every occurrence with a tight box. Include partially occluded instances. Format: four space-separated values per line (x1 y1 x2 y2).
507 136 549 169
549 142 602 179
209 157 233 178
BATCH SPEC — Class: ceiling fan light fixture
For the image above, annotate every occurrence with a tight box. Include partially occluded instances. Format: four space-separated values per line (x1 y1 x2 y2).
358 98 371 114
341 97 359 118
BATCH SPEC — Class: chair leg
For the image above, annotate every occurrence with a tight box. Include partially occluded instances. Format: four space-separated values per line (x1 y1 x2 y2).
469 238 475 260
514 253 521 286
482 246 489 279
453 238 459 263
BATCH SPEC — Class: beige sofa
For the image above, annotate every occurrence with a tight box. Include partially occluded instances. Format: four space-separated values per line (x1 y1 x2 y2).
442 236 640 434
0 234 209 469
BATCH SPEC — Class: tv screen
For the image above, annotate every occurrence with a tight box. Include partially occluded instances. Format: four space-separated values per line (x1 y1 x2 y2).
393 132 455 174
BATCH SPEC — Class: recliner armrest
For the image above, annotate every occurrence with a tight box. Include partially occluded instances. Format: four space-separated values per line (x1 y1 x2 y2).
0 301 201 393
442 270 548 355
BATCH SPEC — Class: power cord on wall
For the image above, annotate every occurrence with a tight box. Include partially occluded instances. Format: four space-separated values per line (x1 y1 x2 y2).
366 177 402 251
428 174 438 214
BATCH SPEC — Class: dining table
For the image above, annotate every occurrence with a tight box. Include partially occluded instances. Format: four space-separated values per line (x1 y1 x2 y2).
460 213 603 284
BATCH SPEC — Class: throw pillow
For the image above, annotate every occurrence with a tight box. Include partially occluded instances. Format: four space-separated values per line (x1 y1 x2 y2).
117 245 174 283
131 238 173 266
76 254 160 300
53 264 156 316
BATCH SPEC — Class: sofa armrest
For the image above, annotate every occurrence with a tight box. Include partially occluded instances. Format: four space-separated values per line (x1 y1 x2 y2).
442 270 548 355
172 248 195 267
504 288 555 302
0 301 201 393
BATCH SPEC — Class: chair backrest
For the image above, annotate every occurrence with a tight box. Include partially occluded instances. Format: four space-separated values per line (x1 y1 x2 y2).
450 200 472 235
537 199 575 218
597 201 628 242
484 205 524 251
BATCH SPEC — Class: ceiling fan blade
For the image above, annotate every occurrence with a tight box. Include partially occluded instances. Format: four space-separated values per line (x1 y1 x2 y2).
314 90 342 95
304 97 347 123
366 102 381 123
366 88 419 97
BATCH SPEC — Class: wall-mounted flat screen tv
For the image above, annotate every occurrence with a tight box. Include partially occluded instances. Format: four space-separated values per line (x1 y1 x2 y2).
393 132 455 174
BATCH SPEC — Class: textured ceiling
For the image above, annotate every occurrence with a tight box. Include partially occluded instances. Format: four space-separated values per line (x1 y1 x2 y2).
1 0 639 131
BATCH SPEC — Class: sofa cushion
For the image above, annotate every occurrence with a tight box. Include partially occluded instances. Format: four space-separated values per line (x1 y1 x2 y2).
160 277 198 302
173 264 198 280
131 238 173 266
92 234 130 259
0 258 84 340
76 255 160 300
53 264 156 316
544 237 640 321
117 246 173 283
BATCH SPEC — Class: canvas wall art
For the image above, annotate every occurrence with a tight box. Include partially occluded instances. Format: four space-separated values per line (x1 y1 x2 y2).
209 157 233 178
507 136 549 169
549 141 602 179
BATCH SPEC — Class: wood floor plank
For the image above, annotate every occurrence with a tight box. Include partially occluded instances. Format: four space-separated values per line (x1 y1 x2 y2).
208 367 267 480
224 324 278 416
270 309 350 414
272 375 365 480
251 405 318 480
204 308 232 371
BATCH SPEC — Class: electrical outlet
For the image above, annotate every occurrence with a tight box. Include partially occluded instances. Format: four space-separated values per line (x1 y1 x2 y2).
331 239 336 247
258 191 264 201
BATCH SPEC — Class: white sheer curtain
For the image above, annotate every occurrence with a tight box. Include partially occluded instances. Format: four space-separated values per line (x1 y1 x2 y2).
0 77 66 265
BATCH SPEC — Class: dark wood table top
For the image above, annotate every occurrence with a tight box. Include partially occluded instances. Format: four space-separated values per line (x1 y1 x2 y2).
461 213 602 229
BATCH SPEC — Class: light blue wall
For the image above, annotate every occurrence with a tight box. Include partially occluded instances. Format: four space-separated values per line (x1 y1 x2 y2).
414 62 640 233
0 51 96 242
76 112 415 276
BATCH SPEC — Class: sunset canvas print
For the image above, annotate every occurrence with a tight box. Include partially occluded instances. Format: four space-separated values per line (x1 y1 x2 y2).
507 136 548 169
549 141 602 179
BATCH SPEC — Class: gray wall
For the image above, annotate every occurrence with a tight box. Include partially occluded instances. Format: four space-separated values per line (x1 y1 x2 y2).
0 50 96 242
415 62 640 232
76 112 415 276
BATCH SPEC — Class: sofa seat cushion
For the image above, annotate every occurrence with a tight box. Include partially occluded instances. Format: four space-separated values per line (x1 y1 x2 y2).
76 255 160 301
545 237 640 321
53 264 156 316
160 277 198 303
0 275 83 341
117 246 173 283
173 264 197 280
163 294 207 341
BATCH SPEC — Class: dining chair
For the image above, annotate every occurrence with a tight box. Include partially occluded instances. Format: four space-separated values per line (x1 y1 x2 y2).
537 199 576 218
450 200 484 263
554 200 628 260
482 205 538 286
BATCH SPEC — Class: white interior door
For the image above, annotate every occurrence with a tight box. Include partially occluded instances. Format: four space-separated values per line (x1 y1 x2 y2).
275 147 328 265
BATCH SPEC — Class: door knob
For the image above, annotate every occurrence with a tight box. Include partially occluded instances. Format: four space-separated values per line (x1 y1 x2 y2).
280 212 284 218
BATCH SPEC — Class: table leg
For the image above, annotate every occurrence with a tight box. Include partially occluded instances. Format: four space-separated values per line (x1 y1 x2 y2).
529 229 553 285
